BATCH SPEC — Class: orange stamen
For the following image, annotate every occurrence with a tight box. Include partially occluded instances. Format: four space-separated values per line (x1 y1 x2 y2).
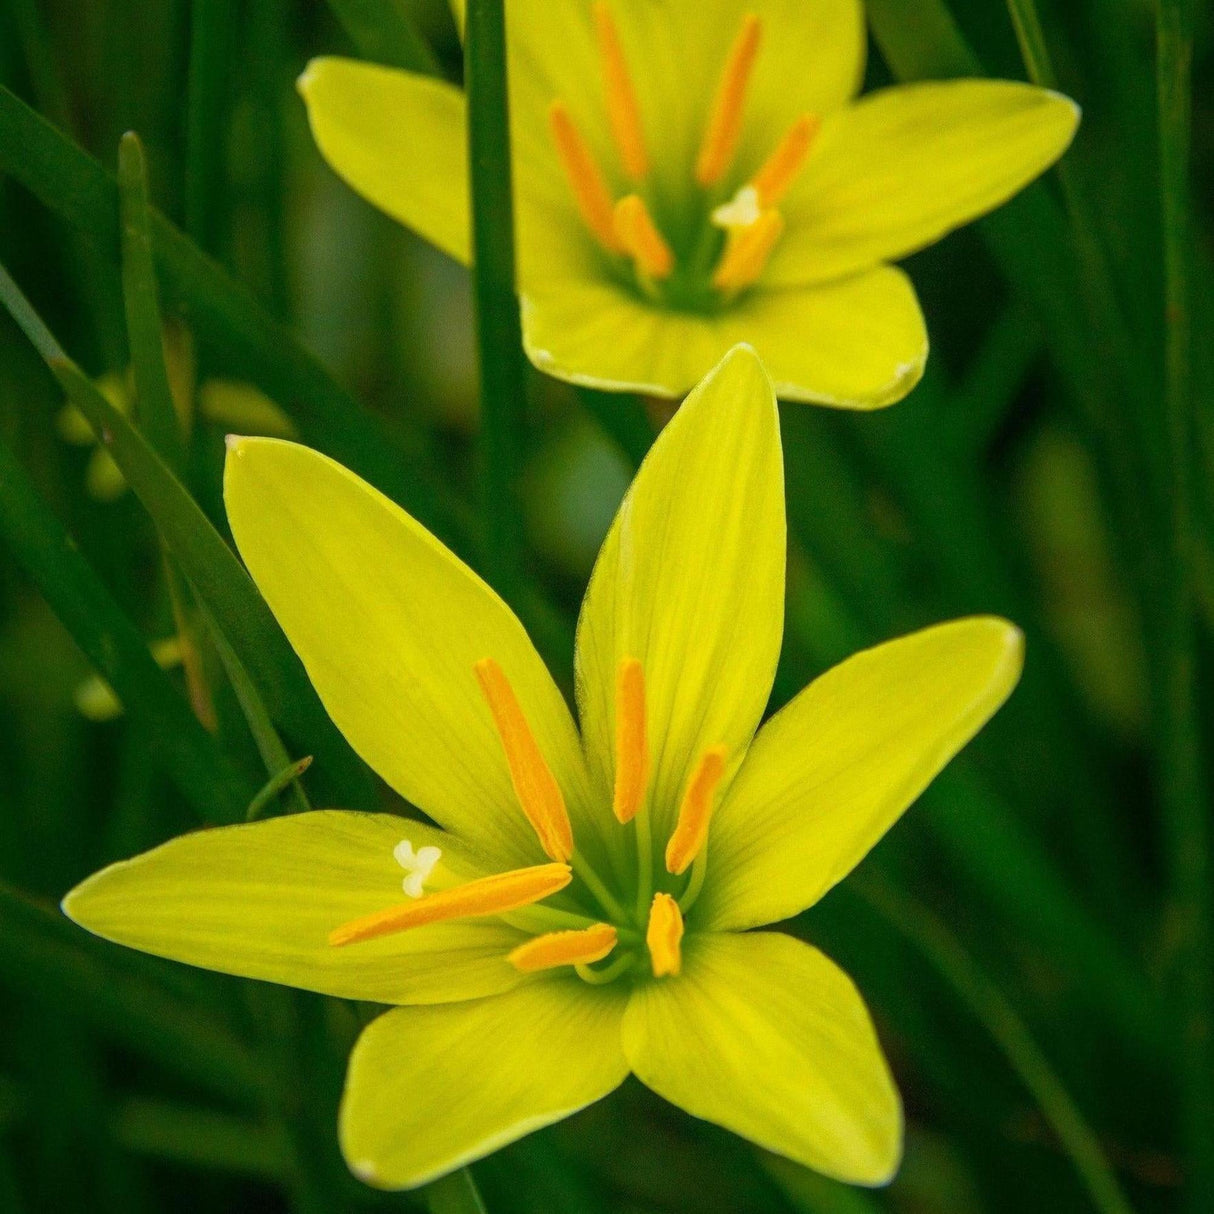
475 658 574 862
711 210 785 292
646 892 684 977
612 658 649 823
752 113 819 207
593 2 649 180
549 101 621 252
329 863 571 947
695 14 763 187
508 922 618 972
613 195 674 280
665 745 727 875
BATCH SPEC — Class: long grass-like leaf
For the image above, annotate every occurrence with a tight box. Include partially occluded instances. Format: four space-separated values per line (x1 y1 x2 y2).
0 432 248 822
0 261 376 810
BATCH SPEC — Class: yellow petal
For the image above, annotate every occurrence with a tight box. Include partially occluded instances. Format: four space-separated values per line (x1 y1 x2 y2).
767 80 1080 287
575 346 784 845
298 58 470 264
623 932 901 1185
223 438 595 869
62 811 527 1004
698 618 1024 932
340 982 629 1189
522 264 926 407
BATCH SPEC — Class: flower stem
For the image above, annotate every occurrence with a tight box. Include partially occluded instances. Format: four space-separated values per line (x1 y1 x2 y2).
465 0 527 604
1155 3 1212 1209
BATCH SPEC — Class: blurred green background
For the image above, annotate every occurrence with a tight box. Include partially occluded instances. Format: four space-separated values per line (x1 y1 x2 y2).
0 0 1211 1211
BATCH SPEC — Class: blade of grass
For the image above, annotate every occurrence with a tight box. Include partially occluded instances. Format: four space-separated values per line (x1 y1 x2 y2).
247 757 313 821
426 1169 489 1214
0 84 461 543
185 0 234 253
111 1098 292 1181
1154 1 1211 1206
325 0 440 74
853 875 1135 1214
118 130 186 471
0 261 376 810
465 0 526 604
0 432 248 823
0 882 270 1106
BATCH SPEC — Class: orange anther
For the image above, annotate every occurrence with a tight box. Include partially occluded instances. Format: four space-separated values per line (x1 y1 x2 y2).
549 101 622 252
475 658 574 862
508 922 618 972
646 892 684 977
711 210 785 292
612 657 649 823
752 113 819 207
613 195 675 280
329 863 571 947
593 2 649 180
665 746 727 875
695 14 763 187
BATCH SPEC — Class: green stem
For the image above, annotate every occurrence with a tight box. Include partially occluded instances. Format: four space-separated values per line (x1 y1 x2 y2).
1155 2 1211 1207
854 877 1135 1214
465 0 527 604
425 1168 489 1214
185 0 233 253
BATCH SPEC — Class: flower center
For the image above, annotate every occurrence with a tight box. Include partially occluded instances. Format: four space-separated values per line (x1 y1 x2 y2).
327 657 726 987
548 5 819 312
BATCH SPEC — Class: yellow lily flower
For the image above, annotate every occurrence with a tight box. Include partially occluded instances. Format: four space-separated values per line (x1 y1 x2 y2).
298 0 1078 407
63 346 1023 1188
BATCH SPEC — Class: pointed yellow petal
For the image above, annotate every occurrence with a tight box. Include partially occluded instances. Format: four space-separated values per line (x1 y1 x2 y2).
574 347 783 844
645 892 684 977
698 619 1024 932
767 80 1080 287
508 922 618 972
340 983 628 1188
330 863 571 947
62 812 527 1004
298 58 470 263
522 263 926 407
223 438 596 869
623 933 901 1184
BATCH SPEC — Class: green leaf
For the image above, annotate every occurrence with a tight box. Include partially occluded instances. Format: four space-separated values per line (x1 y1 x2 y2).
0 882 271 1107
0 83 463 547
117 130 186 473
0 431 249 823
425 1169 489 1214
0 261 376 810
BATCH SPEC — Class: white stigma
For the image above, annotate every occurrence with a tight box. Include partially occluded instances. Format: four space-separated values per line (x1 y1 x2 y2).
711 185 761 230
394 839 442 899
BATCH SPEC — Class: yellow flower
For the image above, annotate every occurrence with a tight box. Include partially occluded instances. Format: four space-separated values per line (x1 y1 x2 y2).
298 0 1077 407
63 346 1023 1188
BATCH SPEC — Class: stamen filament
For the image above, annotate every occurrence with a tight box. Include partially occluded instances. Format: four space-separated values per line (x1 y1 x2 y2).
612 657 649 823
646 892 684 977
665 745 727 875
711 210 785 292
475 658 574 863
508 922 618 972
752 113 819 207
329 863 571 947
577 951 637 984
613 195 675 280
695 14 763 187
593 2 649 180
549 101 622 253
